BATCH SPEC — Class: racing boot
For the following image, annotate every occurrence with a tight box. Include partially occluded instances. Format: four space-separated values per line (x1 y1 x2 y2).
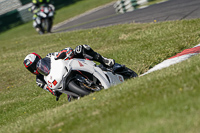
93 53 115 68
81 45 115 68
102 57 115 68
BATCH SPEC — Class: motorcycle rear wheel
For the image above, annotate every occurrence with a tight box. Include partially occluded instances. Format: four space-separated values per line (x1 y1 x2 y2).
125 67 138 78
116 67 138 80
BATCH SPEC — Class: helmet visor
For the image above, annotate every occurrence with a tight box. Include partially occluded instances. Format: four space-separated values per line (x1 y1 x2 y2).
24 59 37 74
36 58 51 76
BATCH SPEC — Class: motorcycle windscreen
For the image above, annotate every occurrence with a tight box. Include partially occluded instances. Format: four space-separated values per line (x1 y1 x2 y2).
36 57 51 76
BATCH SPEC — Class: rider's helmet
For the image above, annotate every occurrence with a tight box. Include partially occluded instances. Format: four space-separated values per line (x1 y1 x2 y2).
23 53 42 75
56 47 74 60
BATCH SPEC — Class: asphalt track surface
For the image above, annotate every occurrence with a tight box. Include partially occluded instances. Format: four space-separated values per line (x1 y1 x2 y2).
52 0 200 33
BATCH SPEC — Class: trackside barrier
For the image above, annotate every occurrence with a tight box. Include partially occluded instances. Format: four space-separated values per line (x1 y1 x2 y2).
114 0 155 13
17 3 32 23
0 0 83 33
19 0 31 5
0 10 23 32
0 0 22 15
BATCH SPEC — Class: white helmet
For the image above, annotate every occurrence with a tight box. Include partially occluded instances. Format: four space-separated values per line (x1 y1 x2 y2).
23 53 42 75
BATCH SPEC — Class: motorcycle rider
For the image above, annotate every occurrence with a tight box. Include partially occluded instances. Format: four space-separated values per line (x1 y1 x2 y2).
30 0 55 34
23 45 115 101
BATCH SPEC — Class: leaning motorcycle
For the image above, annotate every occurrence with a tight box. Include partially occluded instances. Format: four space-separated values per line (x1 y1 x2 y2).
36 57 138 101
33 4 55 34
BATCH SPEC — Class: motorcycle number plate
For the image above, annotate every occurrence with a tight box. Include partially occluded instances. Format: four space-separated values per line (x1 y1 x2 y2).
48 81 53 88
44 7 49 13
39 12 46 18
48 79 58 89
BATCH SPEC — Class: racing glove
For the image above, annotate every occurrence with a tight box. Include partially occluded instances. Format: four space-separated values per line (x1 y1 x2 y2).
43 85 62 101
53 90 62 101
56 47 74 60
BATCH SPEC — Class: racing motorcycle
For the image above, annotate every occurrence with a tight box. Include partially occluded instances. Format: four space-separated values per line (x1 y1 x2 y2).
37 57 138 101
33 4 55 34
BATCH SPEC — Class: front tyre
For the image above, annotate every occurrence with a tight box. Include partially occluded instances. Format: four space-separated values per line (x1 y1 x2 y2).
43 18 49 32
67 80 90 97
47 18 53 33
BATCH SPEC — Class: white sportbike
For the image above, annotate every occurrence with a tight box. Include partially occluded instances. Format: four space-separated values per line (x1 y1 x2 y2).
37 57 138 100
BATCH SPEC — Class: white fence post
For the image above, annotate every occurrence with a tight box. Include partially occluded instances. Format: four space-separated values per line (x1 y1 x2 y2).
114 0 154 13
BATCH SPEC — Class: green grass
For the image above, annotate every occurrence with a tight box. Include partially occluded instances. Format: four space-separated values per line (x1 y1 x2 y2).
0 0 115 40
1 18 200 133
1 0 200 132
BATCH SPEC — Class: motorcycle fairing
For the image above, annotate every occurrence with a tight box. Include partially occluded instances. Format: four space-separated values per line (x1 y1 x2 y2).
44 58 125 91
103 71 124 85
67 59 111 89
44 57 67 90
65 59 125 89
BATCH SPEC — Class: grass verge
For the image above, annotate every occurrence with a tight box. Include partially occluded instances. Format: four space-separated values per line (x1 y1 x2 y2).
0 18 200 132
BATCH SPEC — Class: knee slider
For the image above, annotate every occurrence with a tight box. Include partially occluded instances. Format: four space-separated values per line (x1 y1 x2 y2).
83 44 91 50
75 45 83 54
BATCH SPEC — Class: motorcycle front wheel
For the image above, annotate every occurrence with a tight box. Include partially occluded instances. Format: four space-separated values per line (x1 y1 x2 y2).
67 80 91 97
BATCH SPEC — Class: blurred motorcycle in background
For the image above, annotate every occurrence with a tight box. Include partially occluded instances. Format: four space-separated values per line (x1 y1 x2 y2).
31 4 55 34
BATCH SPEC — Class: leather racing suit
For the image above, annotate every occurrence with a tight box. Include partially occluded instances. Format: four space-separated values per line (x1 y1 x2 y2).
36 45 114 101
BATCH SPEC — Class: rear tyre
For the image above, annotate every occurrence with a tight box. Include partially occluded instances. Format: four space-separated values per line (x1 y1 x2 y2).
47 18 53 33
116 67 138 80
125 67 138 78
67 80 91 97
